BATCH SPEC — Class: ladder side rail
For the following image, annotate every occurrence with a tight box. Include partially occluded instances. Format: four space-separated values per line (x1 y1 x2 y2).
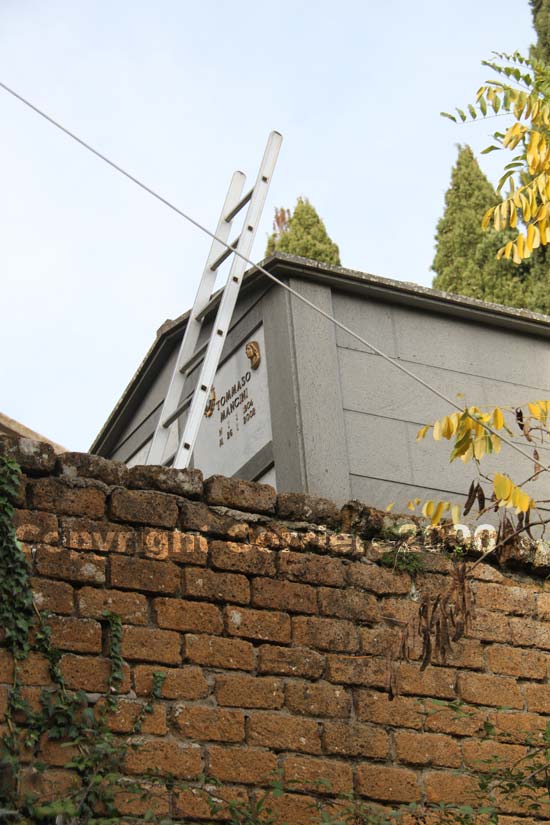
173 131 282 469
147 170 246 465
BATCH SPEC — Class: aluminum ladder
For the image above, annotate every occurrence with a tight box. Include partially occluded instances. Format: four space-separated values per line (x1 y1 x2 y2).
147 130 282 468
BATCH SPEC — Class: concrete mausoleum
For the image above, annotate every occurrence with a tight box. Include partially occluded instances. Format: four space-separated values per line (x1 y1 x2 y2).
91 252 550 510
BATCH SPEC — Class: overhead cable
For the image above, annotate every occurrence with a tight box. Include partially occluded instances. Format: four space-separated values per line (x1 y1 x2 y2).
0 79 547 474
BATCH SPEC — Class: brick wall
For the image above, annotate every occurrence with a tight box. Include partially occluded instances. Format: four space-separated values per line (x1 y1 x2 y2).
2 435 550 823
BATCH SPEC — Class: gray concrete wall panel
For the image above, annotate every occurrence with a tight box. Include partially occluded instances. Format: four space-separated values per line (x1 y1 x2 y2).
288 278 351 502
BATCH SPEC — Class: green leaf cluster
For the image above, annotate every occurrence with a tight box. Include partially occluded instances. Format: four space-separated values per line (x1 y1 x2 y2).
266 197 341 266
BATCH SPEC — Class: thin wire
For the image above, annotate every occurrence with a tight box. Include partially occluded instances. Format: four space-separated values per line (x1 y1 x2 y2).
1 79 547 473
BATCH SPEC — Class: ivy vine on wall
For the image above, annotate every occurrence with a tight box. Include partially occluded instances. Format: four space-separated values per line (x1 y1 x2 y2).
0 455 165 824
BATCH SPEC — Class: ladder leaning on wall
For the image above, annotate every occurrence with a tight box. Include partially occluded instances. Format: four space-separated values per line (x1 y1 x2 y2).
146 131 283 469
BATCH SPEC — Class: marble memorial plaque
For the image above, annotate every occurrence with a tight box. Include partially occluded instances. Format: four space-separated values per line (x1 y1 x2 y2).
193 326 272 478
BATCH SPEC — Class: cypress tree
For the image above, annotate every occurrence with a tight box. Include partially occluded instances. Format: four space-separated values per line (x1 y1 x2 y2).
530 0 550 62
265 197 341 266
432 146 526 304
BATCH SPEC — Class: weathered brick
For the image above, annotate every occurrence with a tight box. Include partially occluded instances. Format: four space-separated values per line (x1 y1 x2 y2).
128 464 203 498
347 561 411 595
395 731 461 767
225 606 291 643
186 634 254 670
252 578 317 614
473 581 536 615
174 785 248 821
458 672 523 708
276 492 340 525
537 590 550 620
258 644 325 679
322 721 389 758
31 578 74 614
355 691 423 729
174 706 244 742
0 687 8 722
326 533 366 557
125 738 202 778
57 451 129 486
248 712 321 754
205 475 276 513
111 555 179 594
154 597 223 634
110 488 178 527
0 435 55 474
487 644 547 679
115 782 170 817
467 608 511 643
207 745 277 784
29 477 105 518
286 680 350 718
61 516 139 554
49 617 102 653
440 638 485 671
215 674 284 708
359 625 402 657
283 755 353 795
35 547 106 584
210 540 276 576
179 499 249 540
318 586 379 622
0 650 51 685
399 663 457 699
143 528 207 565
463 738 526 772
121 626 181 664
424 700 486 737
488 710 547 743
60 654 130 693
184 567 250 604
523 682 550 714
78 587 148 624
326 655 387 688
356 764 420 803
133 665 209 699
510 617 550 650
14 509 58 543
20 767 79 803
424 771 479 805
253 792 324 825
293 616 359 652
279 550 345 586
96 698 167 734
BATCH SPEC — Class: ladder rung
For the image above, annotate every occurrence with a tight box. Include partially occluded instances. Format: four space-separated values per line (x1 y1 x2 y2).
224 187 254 222
210 236 240 272
162 394 192 429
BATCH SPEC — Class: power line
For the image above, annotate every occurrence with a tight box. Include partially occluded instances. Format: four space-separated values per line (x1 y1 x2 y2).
0 79 547 475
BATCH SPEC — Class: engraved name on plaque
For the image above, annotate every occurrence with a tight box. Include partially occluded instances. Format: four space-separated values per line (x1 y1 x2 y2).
193 325 272 478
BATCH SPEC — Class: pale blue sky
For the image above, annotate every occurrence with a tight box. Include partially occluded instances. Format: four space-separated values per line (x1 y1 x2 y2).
0 1 537 450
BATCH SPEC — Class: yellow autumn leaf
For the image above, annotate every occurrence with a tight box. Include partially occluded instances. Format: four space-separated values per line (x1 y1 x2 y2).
407 500 416 511
422 500 435 518
433 420 442 441
416 425 430 441
528 401 542 420
494 473 513 501
473 436 486 461
492 407 504 429
441 416 453 439
460 444 474 463
431 501 446 526
451 504 461 525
